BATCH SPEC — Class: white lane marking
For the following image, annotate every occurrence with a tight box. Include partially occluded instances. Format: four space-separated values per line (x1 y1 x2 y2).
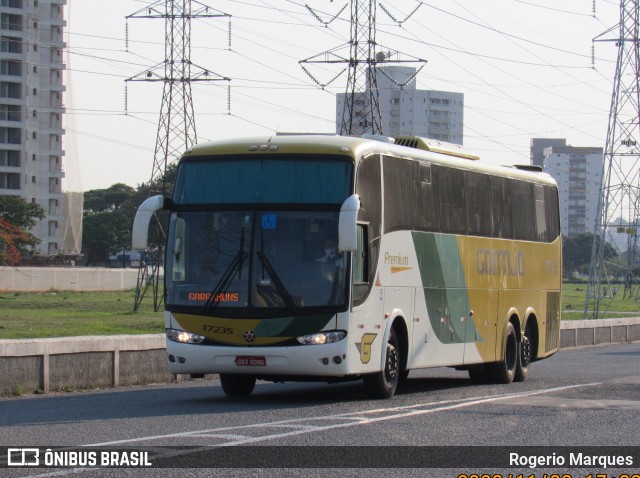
187 433 253 440
506 395 640 410
262 424 323 430
11 382 604 478
89 382 601 447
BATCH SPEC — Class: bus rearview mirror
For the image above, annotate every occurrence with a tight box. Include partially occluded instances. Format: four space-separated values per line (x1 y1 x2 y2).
338 194 361 252
132 195 166 250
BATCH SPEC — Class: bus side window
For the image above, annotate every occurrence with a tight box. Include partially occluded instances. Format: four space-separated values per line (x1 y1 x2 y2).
534 184 547 242
352 224 370 305
413 162 439 232
172 216 186 281
490 177 513 239
383 156 413 233
353 223 368 285
438 167 466 234
544 186 560 241
465 171 491 236
512 181 536 241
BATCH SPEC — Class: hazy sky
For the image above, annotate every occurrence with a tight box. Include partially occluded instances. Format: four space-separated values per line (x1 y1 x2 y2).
63 0 620 192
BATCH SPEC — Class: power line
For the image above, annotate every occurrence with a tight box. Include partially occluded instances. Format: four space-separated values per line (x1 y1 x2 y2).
63 0 617 191
416 1 598 61
512 0 595 17
396 7 609 143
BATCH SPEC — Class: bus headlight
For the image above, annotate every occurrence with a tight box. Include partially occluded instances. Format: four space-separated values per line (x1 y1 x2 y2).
167 328 206 344
296 330 346 345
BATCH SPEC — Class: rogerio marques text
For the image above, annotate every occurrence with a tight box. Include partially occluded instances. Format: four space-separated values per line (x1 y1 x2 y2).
509 452 634 469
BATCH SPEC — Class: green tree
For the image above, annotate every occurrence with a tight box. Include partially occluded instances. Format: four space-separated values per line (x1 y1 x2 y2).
563 233 618 278
82 184 136 266
0 196 45 264
82 164 179 265
83 210 132 266
84 183 136 213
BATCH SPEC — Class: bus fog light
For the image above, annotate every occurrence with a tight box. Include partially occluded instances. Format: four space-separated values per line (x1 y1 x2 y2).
296 330 346 345
167 328 206 344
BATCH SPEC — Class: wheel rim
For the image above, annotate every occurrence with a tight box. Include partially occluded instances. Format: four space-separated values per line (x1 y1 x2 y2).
385 342 399 384
505 332 517 372
521 336 532 368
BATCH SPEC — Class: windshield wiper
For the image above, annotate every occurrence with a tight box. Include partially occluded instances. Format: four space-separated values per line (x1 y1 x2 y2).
256 251 297 311
205 224 247 310
204 250 246 309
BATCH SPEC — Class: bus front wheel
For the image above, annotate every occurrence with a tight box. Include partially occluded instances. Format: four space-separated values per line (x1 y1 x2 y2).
220 374 256 397
363 327 401 399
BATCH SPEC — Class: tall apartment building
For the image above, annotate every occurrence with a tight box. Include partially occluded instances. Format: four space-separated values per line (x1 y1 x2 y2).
542 144 603 238
0 0 66 256
336 66 464 144
530 137 566 168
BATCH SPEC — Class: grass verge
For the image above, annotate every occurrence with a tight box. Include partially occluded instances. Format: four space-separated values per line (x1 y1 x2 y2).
1 283 638 339
558 282 639 320
0 289 163 339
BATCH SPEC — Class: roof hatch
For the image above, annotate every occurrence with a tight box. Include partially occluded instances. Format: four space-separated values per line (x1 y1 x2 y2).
391 135 480 161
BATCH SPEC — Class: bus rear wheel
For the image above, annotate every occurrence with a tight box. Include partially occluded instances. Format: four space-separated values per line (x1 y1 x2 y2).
489 321 517 384
515 323 532 382
220 374 256 397
363 327 401 399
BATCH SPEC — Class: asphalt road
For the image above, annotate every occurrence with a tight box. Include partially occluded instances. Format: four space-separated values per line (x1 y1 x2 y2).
1 342 639 478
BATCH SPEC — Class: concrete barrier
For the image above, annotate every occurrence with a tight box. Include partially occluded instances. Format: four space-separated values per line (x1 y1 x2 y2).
0 334 174 395
1 318 639 396
0 267 140 291
560 316 640 348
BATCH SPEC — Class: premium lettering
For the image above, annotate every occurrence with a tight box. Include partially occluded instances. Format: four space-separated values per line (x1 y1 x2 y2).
385 252 409 266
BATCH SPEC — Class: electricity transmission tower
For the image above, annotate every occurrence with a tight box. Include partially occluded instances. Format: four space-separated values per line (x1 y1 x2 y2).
585 0 640 319
126 0 230 311
300 1 425 136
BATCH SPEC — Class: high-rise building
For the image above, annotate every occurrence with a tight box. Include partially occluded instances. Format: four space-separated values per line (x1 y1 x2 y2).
542 145 603 238
336 66 464 144
0 0 66 256
530 138 567 168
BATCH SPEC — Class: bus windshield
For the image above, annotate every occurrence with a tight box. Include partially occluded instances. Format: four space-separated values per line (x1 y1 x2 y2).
173 156 352 205
165 155 353 313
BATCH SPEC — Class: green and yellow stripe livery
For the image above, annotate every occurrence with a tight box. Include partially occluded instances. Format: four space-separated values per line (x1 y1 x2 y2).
132 133 561 398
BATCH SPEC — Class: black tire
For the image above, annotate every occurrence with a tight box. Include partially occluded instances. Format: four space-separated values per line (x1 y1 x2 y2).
363 327 401 399
220 374 256 397
489 321 517 384
515 323 532 382
468 365 490 383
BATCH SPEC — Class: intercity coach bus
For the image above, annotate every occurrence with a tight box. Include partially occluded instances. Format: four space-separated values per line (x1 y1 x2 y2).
132 134 561 399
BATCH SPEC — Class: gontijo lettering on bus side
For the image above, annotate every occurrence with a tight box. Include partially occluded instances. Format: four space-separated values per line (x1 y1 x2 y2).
476 249 525 277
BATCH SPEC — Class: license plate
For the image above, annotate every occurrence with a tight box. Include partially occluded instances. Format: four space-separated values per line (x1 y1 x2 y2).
235 356 266 366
